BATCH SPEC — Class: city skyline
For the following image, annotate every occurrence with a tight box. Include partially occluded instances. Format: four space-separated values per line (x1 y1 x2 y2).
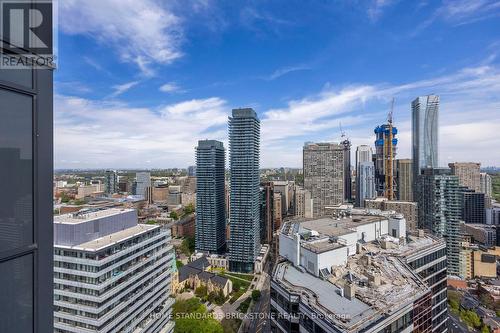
55 1 500 169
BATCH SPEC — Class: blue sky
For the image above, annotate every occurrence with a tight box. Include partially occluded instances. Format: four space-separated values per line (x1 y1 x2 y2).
54 0 500 169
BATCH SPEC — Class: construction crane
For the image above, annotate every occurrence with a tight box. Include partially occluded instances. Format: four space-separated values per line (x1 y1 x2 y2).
384 98 395 200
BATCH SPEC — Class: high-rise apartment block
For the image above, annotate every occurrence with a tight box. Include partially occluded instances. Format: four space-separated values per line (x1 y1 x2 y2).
461 190 486 224
260 182 274 244
480 172 493 198
53 209 175 333
135 171 151 197
449 162 481 192
272 214 447 333
195 140 226 254
294 187 313 218
355 145 373 207
412 95 439 197
418 168 462 275
0 5 54 331
228 108 261 273
105 170 118 194
341 138 352 202
357 161 376 207
303 142 345 217
396 158 413 201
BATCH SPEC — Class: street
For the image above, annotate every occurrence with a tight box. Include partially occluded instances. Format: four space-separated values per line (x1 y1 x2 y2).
448 313 472 333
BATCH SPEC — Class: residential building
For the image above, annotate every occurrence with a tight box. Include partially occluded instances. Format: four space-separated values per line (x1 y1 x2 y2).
480 172 493 198
76 184 103 199
228 108 261 273
357 161 376 208
417 168 462 275
105 170 118 195
365 198 418 231
449 162 481 192
396 158 413 201
273 181 291 216
195 140 226 254
303 142 345 217
461 190 486 224
341 138 352 202
460 245 499 279
355 145 373 207
373 123 398 197
272 214 446 333
0 9 54 332
464 224 497 247
135 172 151 197
53 208 175 333
487 202 500 226
172 214 195 238
168 186 182 206
273 193 283 232
295 187 313 218
412 95 439 198
260 182 274 244
187 165 196 177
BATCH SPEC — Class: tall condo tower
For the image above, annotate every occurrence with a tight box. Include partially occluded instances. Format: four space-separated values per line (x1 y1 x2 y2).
228 108 261 273
303 142 345 217
195 140 226 254
412 95 439 193
355 145 374 207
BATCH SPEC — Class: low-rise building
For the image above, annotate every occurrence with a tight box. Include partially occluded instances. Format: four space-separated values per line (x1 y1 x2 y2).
173 256 232 297
464 224 497 247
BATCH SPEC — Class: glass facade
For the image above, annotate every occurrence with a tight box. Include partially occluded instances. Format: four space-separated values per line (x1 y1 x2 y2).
411 95 439 198
195 140 226 253
0 6 54 331
228 108 260 273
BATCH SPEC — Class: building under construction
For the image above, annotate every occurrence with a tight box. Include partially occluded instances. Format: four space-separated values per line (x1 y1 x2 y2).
374 101 398 199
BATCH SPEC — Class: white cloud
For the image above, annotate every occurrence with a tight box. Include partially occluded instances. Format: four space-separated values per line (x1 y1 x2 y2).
60 0 183 76
262 66 311 81
109 81 140 98
55 96 228 168
55 65 500 169
367 0 396 22
159 82 182 93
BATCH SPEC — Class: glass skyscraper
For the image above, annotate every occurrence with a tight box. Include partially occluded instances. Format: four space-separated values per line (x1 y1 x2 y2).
195 140 226 254
418 168 462 276
228 108 260 273
0 1 54 331
411 95 439 192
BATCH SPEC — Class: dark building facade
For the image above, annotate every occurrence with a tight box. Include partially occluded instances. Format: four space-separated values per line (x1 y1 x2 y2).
228 108 260 273
0 2 54 331
460 190 486 224
260 182 274 244
195 140 226 254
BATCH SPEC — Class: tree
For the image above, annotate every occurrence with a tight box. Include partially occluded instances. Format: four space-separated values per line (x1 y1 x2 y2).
481 324 490 333
183 203 195 215
173 298 223 333
170 211 179 220
195 285 208 298
251 290 261 302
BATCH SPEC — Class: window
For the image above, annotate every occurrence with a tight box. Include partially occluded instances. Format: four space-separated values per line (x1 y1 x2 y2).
0 254 33 333
0 88 33 252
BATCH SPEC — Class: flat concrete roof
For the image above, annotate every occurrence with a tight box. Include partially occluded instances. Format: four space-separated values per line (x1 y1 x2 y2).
284 215 385 238
57 224 158 251
54 208 135 225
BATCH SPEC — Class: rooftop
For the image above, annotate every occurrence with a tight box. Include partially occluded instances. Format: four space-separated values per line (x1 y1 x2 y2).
54 208 135 224
274 238 430 332
57 224 158 251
